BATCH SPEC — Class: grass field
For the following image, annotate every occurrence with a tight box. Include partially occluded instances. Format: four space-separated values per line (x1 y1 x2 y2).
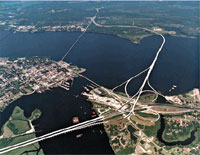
10 106 27 121
7 120 30 135
116 147 135 155
135 111 158 119
130 114 155 126
139 93 157 102
4 107 31 135
0 133 44 155
0 106 43 154
143 120 161 137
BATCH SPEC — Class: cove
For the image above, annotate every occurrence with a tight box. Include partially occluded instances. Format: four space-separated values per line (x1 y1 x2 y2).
0 78 114 154
0 30 199 153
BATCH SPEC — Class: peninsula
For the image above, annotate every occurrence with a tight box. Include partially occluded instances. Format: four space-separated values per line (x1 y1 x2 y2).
83 86 200 154
0 56 85 112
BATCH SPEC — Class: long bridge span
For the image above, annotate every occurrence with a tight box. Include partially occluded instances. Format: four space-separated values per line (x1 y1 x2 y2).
0 111 122 154
60 8 100 61
1 7 168 154
91 9 166 117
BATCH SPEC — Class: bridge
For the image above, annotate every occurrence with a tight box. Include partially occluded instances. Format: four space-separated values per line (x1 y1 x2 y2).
1 7 168 154
91 8 166 118
60 8 101 61
0 112 123 154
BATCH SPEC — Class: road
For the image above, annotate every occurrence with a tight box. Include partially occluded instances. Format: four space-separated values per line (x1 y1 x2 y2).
0 7 189 154
61 8 100 61
0 8 107 154
0 111 122 154
91 9 166 117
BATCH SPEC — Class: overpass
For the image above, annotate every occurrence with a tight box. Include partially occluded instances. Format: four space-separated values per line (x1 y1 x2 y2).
1 7 169 154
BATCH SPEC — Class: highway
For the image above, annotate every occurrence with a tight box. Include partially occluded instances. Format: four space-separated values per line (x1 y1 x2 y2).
0 111 123 154
0 10 106 154
91 9 166 117
61 8 100 61
0 7 182 154
79 74 101 87
112 67 150 98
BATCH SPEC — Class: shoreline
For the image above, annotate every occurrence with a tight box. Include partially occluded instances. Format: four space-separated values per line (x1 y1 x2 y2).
0 58 86 113
0 29 198 46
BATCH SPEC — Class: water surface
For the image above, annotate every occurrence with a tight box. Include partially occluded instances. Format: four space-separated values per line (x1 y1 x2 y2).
0 31 199 153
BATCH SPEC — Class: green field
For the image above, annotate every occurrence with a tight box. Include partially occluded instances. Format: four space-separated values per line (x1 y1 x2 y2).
0 133 44 155
135 111 158 118
143 119 161 137
7 120 30 135
0 106 43 154
116 147 135 155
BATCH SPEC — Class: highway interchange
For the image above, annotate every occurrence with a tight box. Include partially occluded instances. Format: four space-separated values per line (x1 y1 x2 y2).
0 7 195 154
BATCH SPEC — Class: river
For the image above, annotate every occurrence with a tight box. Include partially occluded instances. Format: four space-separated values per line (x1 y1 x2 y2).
0 31 199 153
157 115 197 146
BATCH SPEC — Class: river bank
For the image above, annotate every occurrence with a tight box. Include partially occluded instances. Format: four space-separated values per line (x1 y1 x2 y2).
0 30 199 154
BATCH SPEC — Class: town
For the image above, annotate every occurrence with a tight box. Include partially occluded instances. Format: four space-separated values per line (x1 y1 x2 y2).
0 56 85 111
